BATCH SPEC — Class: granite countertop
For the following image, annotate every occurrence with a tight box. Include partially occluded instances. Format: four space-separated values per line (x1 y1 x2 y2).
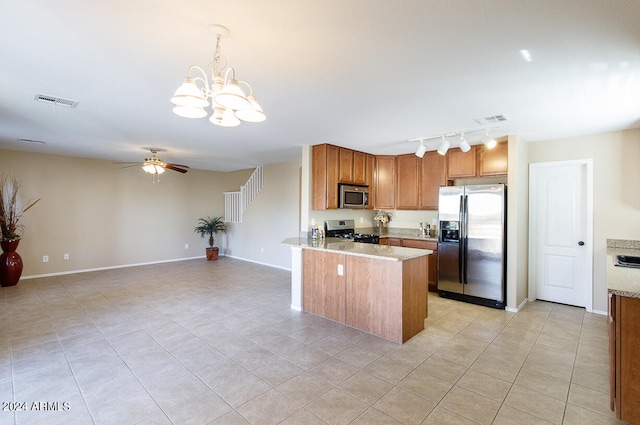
607 239 640 298
282 237 433 262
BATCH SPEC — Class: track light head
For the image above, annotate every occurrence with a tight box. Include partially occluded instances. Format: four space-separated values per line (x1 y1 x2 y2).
437 136 450 156
459 134 471 152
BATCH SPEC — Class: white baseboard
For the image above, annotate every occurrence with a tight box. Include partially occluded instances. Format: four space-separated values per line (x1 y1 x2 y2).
506 298 528 313
223 254 292 271
21 254 292 281
21 256 205 280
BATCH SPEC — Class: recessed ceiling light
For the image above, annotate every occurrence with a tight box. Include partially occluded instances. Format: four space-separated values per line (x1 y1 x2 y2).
520 49 532 62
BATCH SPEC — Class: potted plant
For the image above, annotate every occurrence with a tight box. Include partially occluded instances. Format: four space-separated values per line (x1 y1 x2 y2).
194 216 227 260
0 174 40 286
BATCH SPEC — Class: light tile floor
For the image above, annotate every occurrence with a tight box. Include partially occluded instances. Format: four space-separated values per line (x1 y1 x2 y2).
0 257 627 425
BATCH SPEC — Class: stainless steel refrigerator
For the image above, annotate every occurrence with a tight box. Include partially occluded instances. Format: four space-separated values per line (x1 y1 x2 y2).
438 184 506 309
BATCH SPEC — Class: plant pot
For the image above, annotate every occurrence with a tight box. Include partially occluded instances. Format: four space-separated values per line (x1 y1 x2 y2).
206 247 219 261
0 239 23 287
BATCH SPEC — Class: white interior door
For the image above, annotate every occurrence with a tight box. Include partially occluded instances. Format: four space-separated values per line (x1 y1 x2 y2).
529 160 593 309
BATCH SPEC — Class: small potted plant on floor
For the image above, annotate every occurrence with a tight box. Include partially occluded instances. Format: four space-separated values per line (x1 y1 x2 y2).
0 174 40 286
194 216 227 260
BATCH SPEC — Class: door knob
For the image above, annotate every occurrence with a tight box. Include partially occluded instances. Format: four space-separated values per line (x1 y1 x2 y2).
578 241 585 246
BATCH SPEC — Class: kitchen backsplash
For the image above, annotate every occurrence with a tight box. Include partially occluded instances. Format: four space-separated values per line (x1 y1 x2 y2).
308 209 438 232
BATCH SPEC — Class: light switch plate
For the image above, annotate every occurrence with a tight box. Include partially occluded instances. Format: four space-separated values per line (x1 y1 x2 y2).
337 264 344 276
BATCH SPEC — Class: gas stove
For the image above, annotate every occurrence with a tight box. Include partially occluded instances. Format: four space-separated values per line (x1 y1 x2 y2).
324 219 380 244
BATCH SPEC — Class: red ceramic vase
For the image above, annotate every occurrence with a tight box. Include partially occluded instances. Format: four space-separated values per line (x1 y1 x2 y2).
0 239 23 287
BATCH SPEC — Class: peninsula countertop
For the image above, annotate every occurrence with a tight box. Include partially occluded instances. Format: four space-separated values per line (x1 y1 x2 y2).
607 239 640 298
281 237 433 262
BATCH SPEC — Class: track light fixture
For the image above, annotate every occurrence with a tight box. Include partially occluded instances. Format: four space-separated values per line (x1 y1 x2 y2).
411 127 500 157
482 131 497 149
170 24 265 127
415 140 427 158
459 134 471 153
437 136 450 156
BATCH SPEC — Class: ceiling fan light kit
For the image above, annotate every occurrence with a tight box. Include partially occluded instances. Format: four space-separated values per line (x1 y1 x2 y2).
118 148 191 183
170 24 265 127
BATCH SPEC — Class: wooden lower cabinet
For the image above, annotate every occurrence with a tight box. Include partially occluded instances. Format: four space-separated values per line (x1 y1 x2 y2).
302 250 345 323
346 255 427 343
379 237 402 246
301 248 427 343
610 294 640 423
401 239 438 293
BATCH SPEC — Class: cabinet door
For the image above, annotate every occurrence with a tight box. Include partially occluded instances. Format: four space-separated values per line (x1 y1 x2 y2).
447 146 477 178
302 250 345 323
479 142 508 176
401 239 437 292
339 148 354 183
610 294 616 415
387 237 403 247
375 156 396 209
396 154 420 210
352 151 367 185
420 151 447 210
312 144 339 210
365 154 375 209
618 295 640 423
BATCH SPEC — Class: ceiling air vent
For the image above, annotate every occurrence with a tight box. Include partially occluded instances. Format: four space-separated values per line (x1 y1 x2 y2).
473 114 509 125
34 94 79 108
18 138 46 145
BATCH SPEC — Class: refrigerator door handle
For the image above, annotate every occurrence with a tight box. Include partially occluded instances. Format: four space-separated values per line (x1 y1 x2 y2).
462 195 468 284
458 195 464 284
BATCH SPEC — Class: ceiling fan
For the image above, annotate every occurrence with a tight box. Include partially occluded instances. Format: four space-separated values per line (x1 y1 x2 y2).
117 147 190 182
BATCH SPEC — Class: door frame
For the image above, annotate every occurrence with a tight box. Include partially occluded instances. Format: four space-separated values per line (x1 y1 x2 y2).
528 159 594 312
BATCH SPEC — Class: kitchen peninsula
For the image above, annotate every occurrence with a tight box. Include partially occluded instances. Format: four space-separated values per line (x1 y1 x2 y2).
282 237 432 343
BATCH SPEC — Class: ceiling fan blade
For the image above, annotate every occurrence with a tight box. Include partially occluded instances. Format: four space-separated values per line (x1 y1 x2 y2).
164 163 189 173
115 162 143 169
166 163 190 169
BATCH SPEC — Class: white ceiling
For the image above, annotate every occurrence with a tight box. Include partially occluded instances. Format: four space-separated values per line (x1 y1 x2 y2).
1 0 639 172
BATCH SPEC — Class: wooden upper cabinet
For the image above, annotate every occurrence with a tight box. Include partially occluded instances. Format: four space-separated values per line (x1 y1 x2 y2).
312 144 340 210
375 156 396 210
420 151 447 210
396 154 420 210
338 147 368 185
479 141 508 176
365 154 375 209
447 142 509 179
447 146 477 178
339 148 354 182
352 151 367 185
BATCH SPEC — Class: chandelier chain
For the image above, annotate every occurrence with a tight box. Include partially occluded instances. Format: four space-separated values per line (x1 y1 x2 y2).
211 35 227 78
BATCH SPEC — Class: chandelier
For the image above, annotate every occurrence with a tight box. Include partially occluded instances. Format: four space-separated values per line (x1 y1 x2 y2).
170 24 265 127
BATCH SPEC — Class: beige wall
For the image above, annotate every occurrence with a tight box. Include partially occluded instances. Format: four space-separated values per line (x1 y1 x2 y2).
223 160 302 270
528 128 640 312
0 149 249 276
507 134 529 311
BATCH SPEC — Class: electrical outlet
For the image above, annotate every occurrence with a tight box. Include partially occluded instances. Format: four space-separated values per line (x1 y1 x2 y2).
184 243 189 249
42 255 49 263
260 247 264 253
337 264 344 276
360 217 364 223
63 253 69 260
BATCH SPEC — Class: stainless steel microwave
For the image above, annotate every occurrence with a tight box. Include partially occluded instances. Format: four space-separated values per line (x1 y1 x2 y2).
339 184 369 209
